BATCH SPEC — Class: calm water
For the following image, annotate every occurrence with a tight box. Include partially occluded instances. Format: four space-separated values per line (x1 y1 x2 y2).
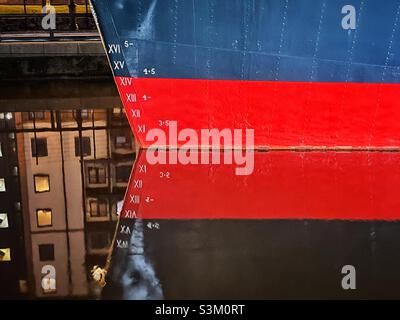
1 79 400 300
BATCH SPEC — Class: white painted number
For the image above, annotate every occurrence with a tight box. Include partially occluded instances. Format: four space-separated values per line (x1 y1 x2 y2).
143 68 156 75
158 120 170 127
113 61 125 70
108 44 121 54
159 172 170 179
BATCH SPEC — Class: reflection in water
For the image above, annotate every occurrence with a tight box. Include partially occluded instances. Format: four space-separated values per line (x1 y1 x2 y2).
123 150 400 220
0 106 135 299
103 219 163 300
2 105 400 299
102 150 400 299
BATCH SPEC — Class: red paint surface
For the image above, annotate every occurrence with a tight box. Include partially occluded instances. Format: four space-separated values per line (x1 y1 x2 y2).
115 77 400 148
121 151 400 220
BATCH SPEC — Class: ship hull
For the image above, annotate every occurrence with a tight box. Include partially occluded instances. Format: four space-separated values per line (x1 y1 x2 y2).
91 0 400 148
116 76 400 148
103 151 400 299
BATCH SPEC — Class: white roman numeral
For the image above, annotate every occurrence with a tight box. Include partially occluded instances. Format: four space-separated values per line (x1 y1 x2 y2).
129 194 140 204
133 179 143 189
123 210 137 219
119 77 132 86
113 61 125 70
108 44 121 54
126 93 137 102
131 109 141 118
120 225 131 235
116 240 128 248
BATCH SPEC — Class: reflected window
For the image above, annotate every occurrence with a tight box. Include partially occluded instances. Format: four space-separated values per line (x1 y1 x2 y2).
10 140 16 153
89 199 108 217
88 166 106 184
0 142 2 157
115 135 132 149
34 174 50 193
88 232 110 250
37 209 52 227
28 111 45 120
0 213 9 228
39 244 54 261
19 280 28 294
112 107 125 117
73 109 90 120
0 248 11 262
31 138 48 157
116 165 131 183
75 137 91 157
14 202 21 211
0 178 5 192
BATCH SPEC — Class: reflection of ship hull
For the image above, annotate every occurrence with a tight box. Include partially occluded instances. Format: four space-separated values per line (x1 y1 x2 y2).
89 0 400 299
123 151 400 220
91 0 400 148
103 218 400 299
102 151 400 299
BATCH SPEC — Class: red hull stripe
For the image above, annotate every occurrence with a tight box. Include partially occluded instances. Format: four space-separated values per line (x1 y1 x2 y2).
121 151 400 220
115 77 400 148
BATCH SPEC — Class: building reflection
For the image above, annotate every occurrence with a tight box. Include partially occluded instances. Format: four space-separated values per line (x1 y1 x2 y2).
0 107 136 299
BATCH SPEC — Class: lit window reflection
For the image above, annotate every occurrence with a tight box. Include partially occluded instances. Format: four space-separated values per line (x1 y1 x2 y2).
37 209 52 227
0 248 11 262
34 175 50 193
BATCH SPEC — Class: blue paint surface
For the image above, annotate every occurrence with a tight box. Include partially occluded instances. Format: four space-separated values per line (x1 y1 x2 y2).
91 0 400 82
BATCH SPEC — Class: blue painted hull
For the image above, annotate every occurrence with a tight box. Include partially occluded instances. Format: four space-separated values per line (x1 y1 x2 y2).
90 0 400 148
91 0 400 83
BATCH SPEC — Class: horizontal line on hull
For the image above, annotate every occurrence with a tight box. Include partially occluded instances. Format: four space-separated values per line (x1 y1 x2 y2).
120 216 400 221
143 146 400 152
118 75 400 86
123 38 400 73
